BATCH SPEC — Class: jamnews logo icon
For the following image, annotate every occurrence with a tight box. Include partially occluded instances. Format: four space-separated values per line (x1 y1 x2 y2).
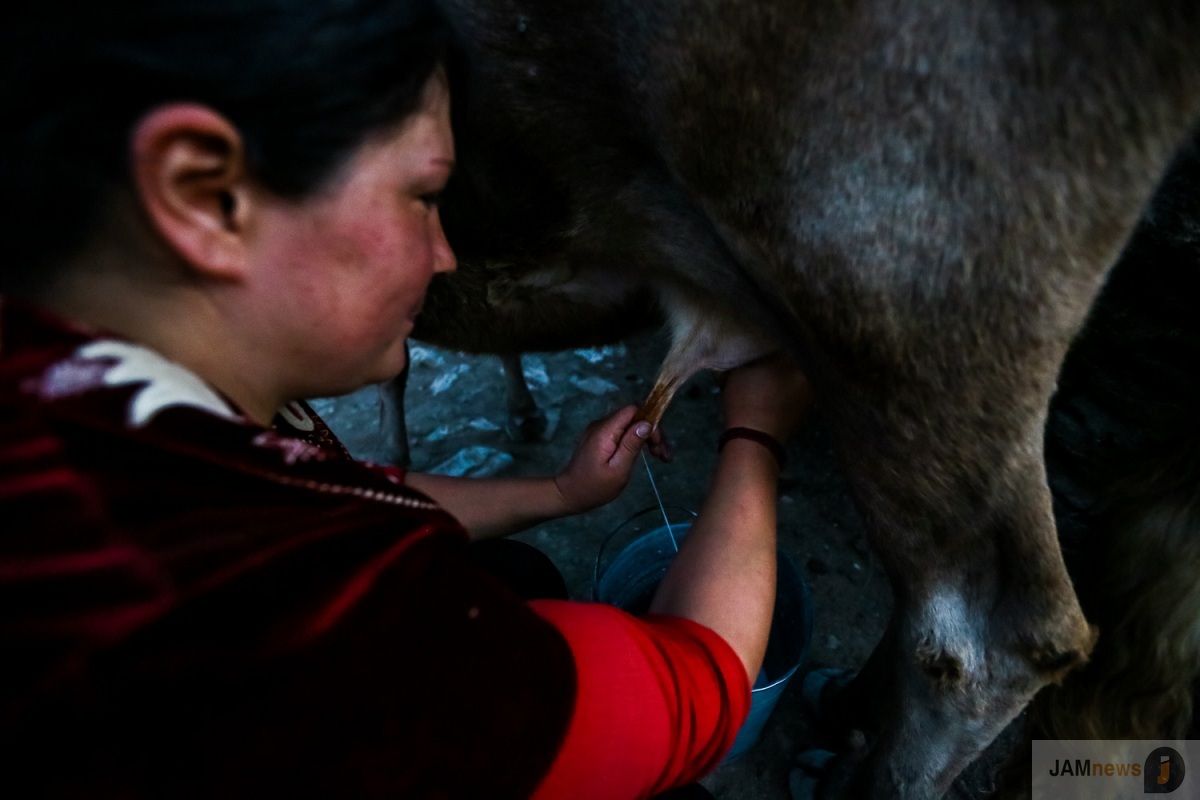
1033 740 1198 799
1145 747 1186 794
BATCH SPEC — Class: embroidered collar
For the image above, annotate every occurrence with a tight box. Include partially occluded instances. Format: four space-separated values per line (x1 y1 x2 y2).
1 296 449 516
38 339 242 428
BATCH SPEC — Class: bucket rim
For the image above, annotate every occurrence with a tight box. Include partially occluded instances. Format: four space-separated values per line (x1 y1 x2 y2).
753 661 803 694
591 506 696 601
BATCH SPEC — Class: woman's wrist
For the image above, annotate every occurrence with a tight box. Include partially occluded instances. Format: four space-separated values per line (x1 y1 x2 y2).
713 437 784 487
550 472 579 516
718 426 787 469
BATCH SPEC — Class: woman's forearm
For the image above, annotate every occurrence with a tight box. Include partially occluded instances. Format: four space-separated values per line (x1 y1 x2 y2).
647 438 780 682
405 472 570 540
405 405 659 541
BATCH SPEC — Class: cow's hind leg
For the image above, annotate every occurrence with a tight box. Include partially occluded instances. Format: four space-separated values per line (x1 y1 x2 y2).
783 292 1101 798
991 134 1200 799
382 349 413 467
754 342 1100 800
499 353 548 442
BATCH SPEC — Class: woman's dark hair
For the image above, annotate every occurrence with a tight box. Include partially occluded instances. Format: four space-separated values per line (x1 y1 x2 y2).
1 0 463 290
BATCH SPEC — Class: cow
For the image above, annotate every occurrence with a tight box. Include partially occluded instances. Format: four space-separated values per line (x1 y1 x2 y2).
407 2 1200 797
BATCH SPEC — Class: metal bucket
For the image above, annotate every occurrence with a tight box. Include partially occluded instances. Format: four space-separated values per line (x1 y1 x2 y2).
593 510 814 761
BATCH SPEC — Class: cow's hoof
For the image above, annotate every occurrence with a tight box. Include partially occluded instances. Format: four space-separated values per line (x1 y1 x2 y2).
797 748 837 772
801 667 855 718
791 749 857 800
789 768 821 800
506 408 548 442
790 749 838 800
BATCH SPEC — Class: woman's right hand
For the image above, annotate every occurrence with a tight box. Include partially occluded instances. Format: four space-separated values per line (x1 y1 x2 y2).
717 352 813 443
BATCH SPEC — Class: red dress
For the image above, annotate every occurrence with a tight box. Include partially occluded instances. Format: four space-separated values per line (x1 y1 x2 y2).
0 297 750 799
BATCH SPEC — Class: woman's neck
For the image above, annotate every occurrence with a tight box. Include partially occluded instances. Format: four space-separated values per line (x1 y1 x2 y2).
34 260 286 427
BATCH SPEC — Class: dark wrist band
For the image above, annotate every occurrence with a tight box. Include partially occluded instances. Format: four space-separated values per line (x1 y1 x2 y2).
717 427 787 469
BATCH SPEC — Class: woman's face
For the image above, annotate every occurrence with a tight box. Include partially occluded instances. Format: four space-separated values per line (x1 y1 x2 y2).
245 71 456 399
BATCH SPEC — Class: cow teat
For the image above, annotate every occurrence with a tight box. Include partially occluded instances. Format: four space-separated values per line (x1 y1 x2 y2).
634 288 776 427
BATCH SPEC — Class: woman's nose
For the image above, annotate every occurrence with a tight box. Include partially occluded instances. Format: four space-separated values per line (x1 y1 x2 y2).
431 210 457 274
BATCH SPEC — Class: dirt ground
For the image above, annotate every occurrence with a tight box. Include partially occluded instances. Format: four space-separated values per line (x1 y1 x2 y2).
311 329 897 799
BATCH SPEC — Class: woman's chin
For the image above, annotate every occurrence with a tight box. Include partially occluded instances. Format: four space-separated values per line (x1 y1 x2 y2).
370 341 412 385
311 340 411 397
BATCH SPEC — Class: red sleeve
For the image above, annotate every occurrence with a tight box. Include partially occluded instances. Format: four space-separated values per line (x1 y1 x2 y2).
526 599 752 799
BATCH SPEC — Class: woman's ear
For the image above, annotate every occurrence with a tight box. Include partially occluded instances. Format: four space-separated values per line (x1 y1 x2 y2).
129 104 255 281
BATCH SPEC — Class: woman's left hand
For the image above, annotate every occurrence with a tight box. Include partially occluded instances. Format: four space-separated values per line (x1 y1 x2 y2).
553 405 672 515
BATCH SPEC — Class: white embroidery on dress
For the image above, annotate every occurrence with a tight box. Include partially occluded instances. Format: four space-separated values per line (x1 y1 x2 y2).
276 401 316 432
40 340 239 427
251 431 324 465
34 359 112 399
